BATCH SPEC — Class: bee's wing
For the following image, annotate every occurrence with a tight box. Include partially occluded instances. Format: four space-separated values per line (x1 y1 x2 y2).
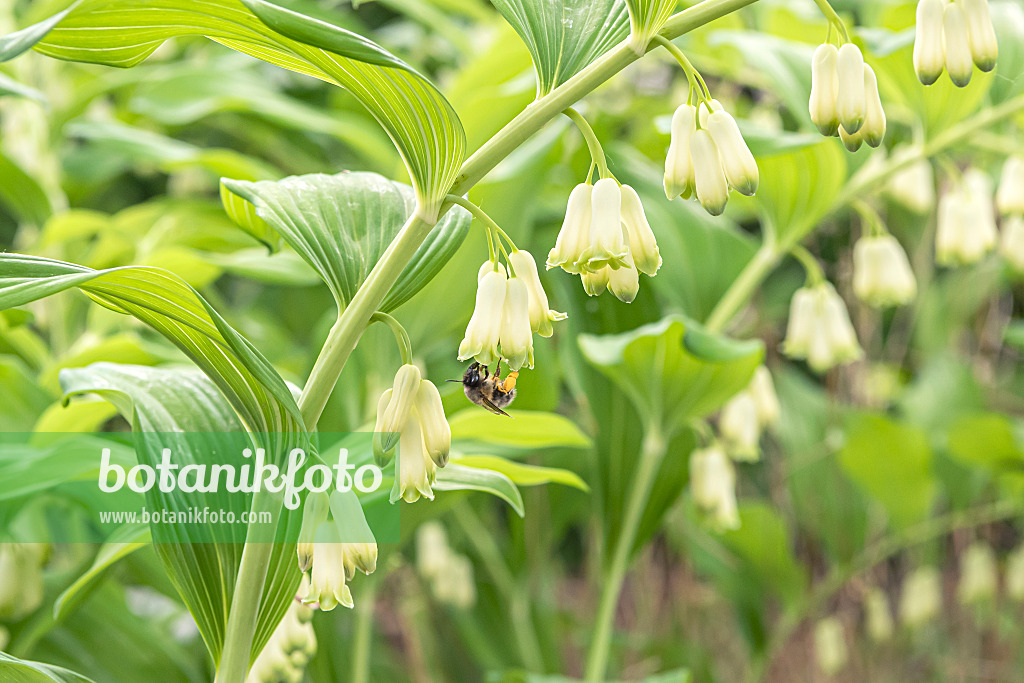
479 395 512 418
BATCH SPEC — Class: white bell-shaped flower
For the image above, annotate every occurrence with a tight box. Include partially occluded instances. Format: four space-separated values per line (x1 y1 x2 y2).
899 566 942 628
372 364 421 460
581 267 609 297
783 282 862 373
748 366 781 428
499 276 534 371
996 156 1024 216
508 249 566 337
888 151 935 214
837 44 866 135
691 129 730 216
431 554 477 609
1000 215 1024 271
944 2 975 87
814 617 848 677
391 415 436 503
810 43 840 136
620 185 662 276
689 444 741 531
860 65 886 148
304 528 353 611
865 588 894 643
963 0 998 72
937 171 997 265
416 521 452 581
914 0 946 85
719 391 761 462
414 379 451 467
958 542 998 605
707 109 758 196
665 104 697 200
607 256 640 304
853 234 917 307
458 265 507 366
548 184 592 273
584 178 630 271
296 491 330 573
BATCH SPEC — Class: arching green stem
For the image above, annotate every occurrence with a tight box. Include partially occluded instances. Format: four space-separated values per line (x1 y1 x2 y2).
811 0 851 43
652 35 711 104
792 245 825 286
563 108 611 179
369 312 414 365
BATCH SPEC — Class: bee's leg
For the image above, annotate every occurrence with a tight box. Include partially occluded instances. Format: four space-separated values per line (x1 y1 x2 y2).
493 359 502 380
499 371 518 393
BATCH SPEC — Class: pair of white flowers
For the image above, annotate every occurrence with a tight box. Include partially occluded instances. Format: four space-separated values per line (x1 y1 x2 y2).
937 168 997 265
462 249 566 367
297 492 378 611
718 366 781 461
810 43 886 151
664 100 759 216
914 0 998 87
853 234 917 308
547 178 662 302
997 156 1024 272
372 364 451 504
783 281 862 373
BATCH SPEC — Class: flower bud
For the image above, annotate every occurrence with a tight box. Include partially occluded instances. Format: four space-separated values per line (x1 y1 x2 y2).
296 491 330 573
619 185 662 276
861 65 886 148
748 366 781 428
865 588 894 643
508 249 566 337
888 151 935 213
1007 545 1024 602
414 380 450 467
707 110 758 196
996 156 1024 216
899 566 942 628
691 129 730 216
837 43 866 135
458 267 507 366
962 0 998 72
689 444 740 531
548 183 592 273
958 541 997 605
814 617 848 676
944 2 974 87
607 258 640 303
1001 215 1024 271
581 267 609 297
809 44 840 136
665 104 697 200
499 277 534 371
838 124 863 153
372 364 421 457
391 415 436 503
719 392 761 462
584 178 630 271
853 234 917 308
914 0 947 85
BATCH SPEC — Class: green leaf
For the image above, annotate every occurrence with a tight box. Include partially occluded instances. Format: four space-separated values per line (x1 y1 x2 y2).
0 652 96 683
54 524 151 619
221 172 471 312
454 454 589 491
0 152 53 226
837 414 936 530
0 71 47 104
718 503 808 608
448 409 591 449
5 0 465 214
489 0 629 96
947 413 1023 472
579 316 763 437
625 0 679 45
433 463 525 516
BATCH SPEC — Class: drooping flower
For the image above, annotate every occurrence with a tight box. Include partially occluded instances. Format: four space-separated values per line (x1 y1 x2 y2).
814 617 848 677
372 363 421 462
837 43 866 135
620 185 662 276
392 416 437 503
414 379 451 468
706 109 759 196
944 1 975 87
297 491 331 573
499 276 534 371
914 0 947 85
689 444 741 531
1001 215 1024 272
864 588 894 643
547 184 592 273
996 155 1024 216
748 366 781 428
962 0 998 72
810 43 840 136
583 178 631 271
839 64 886 151
958 541 998 605
783 282 862 373
719 392 761 462
691 128 730 216
853 234 917 307
665 104 698 199
899 566 942 628
458 264 507 366
936 170 998 265
1007 545 1024 602
508 249 566 337
304 527 354 611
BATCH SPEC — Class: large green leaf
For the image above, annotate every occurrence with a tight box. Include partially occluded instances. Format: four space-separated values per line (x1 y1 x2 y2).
1 0 464 215
454 454 589 491
625 0 677 45
54 524 151 619
433 463 526 516
448 409 591 449
489 0 630 96
221 172 471 312
0 653 96 683
579 317 763 438
59 364 304 669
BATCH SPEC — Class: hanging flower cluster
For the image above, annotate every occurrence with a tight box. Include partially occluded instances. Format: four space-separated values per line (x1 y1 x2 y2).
416 521 477 609
998 156 1024 271
689 444 740 531
914 0 998 87
810 42 886 151
547 178 662 302
246 580 317 683
297 492 377 611
664 99 759 215
718 366 781 462
853 234 917 308
936 168 997 265
783 281 862 373
371 364 451 503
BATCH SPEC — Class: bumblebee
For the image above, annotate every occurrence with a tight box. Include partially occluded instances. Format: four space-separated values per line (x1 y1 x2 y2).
452 362 518 417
